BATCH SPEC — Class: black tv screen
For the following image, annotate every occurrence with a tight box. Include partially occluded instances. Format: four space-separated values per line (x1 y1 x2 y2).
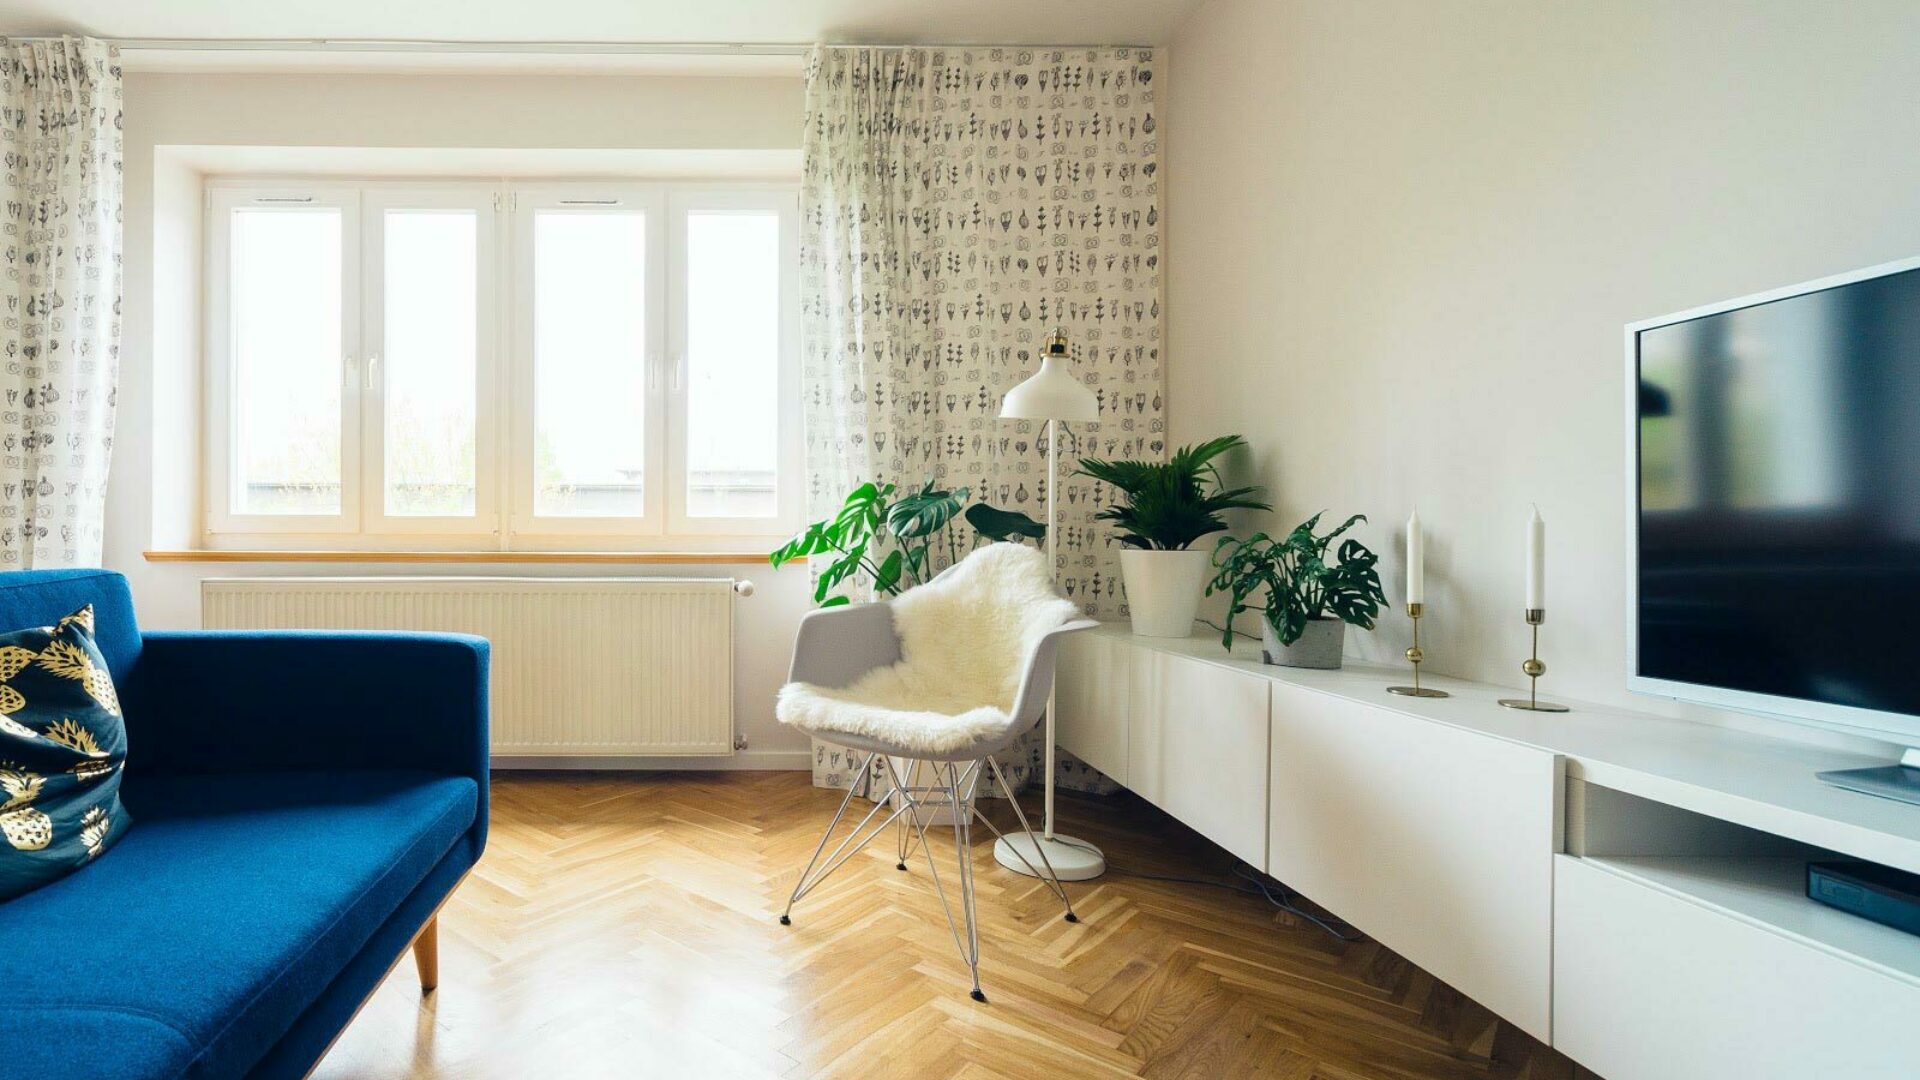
1634 262 1920 731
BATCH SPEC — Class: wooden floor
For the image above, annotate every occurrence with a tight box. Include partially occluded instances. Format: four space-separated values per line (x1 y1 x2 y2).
316 772 1598 1080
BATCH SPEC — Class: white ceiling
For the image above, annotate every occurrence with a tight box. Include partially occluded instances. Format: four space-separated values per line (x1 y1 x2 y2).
0 0 1202 48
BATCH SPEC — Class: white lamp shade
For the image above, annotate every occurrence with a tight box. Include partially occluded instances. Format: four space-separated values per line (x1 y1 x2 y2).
999 356 1099 422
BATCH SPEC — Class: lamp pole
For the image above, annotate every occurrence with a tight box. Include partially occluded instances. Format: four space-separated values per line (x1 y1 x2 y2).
992 327 1106 880
1044 415 1059 839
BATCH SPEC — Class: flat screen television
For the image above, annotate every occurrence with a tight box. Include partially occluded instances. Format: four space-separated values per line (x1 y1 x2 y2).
1629 255 1920 749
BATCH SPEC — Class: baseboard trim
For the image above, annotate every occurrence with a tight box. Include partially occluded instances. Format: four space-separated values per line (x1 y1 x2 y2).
490 750 812 771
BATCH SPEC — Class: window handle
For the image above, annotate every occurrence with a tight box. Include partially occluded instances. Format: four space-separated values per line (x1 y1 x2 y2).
365 354 380 393
343 355 356 390
646 352 661 392
670 349 684 392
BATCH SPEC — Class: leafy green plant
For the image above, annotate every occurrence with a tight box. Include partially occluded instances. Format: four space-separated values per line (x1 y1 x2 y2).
1207 512 1389 650
1077 435 1270 550
769 479 1046 606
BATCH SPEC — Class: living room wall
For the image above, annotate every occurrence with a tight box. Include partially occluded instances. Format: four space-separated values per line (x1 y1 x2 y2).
1166 0 1920 742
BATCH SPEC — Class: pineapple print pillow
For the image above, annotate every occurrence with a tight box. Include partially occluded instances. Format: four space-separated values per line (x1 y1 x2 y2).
0 605 131 901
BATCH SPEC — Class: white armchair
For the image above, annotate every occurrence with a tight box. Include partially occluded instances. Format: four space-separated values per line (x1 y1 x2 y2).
773 543 1097 1002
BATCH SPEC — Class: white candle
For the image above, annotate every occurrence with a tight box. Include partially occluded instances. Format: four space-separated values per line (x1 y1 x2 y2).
1406 510 1424 606
1526 505 1545 611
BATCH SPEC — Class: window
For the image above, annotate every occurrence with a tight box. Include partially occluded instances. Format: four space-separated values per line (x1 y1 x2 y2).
206 180 799 546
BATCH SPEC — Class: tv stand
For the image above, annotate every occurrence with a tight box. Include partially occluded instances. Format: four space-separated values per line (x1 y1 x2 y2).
1818 746 1920 807
1055 625 1920 1080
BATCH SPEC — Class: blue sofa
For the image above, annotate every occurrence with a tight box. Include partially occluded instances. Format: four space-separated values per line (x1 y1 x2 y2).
0 570 490 1080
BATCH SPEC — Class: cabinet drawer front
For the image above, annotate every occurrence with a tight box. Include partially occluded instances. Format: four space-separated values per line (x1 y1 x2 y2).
1267 683 1559 1041
1554 856 1919 1080
1128 650 1269 865
1056 632 1129 784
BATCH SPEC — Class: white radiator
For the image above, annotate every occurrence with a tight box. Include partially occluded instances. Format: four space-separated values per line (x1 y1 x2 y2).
201 577 738 758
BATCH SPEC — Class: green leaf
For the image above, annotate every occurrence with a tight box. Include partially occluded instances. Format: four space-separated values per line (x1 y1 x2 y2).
872 549 905 593
813 547 867 603
818 595 852 608
964 502 1047 541
1077 435 1271 550
772 521 839 567
770 480 893 570
833 482 890 543
1278 605 1309 646
887 482 965 540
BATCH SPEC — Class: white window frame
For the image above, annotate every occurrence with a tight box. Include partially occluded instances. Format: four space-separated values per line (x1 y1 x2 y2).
361 183 501 537
206 182 364 536
508 183 670 539
666 185 803 537
203 176 801 550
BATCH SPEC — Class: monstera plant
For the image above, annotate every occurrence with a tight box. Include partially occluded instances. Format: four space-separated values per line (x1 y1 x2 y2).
769 479 1045 607
1207 512 1388 669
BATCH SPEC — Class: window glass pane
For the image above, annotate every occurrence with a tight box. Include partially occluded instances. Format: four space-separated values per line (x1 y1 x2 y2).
384 210 478 516
685 212 781 518
533 211 647 517
231 207 342 515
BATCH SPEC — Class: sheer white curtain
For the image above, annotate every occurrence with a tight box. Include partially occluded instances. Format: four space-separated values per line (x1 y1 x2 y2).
800 46 1163 793
0 37 122 567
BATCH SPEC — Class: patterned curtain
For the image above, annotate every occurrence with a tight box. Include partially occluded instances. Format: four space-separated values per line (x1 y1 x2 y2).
801 47 1162 794
0 38 122 568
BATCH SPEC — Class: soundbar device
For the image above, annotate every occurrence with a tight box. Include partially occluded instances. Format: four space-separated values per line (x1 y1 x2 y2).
1808 860 1920 938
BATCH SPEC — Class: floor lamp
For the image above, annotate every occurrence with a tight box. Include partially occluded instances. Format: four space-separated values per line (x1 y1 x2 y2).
993 328 1107 882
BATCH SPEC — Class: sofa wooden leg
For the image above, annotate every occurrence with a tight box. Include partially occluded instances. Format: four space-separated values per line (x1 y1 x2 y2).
413 915 439 994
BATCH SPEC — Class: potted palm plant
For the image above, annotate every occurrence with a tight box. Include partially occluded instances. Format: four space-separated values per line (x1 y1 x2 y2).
1078 436 1270 637
1207 512 1388 668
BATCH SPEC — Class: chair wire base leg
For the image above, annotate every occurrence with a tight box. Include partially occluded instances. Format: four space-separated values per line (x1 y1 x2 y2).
884 756 989 1003
782 752 883 924
789 754 1050 1002
982 757 1079 923
946 762 985 1001
894 758 918 870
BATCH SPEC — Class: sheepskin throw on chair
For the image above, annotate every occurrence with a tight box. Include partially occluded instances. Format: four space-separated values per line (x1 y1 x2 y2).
778 543 1081 754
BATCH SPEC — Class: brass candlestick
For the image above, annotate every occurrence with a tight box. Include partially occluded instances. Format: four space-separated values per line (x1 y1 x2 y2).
1386 602 1449 698
1498 609 1569 712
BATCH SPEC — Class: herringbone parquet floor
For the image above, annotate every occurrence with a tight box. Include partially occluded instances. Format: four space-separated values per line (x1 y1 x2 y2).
313 772 1599 1080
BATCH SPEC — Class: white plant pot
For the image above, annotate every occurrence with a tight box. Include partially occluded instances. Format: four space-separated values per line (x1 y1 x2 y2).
1120 548 1213 638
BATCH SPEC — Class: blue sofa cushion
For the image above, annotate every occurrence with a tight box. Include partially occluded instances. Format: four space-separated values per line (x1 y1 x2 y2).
0 604 132 900
0 769 478 1080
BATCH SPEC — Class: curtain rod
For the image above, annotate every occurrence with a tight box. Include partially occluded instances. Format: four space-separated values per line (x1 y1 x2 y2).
104 38 810 57
3 38 1152 57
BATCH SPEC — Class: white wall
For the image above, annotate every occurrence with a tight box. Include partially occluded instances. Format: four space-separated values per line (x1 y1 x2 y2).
1167 0 1920 745
109 70 817 767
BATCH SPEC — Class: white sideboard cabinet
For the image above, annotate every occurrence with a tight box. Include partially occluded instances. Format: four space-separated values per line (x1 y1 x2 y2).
1266 682 1559 1039
1055 624 1920 1079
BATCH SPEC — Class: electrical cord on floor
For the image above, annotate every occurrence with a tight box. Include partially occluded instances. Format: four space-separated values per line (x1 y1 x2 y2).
1045 835 1365 943
1229 864 1366 942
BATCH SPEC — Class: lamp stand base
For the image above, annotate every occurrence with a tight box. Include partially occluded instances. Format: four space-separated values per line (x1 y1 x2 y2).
993 832 1106 881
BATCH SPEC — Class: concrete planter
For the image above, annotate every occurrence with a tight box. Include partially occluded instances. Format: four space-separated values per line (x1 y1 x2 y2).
1262 616 1347 669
